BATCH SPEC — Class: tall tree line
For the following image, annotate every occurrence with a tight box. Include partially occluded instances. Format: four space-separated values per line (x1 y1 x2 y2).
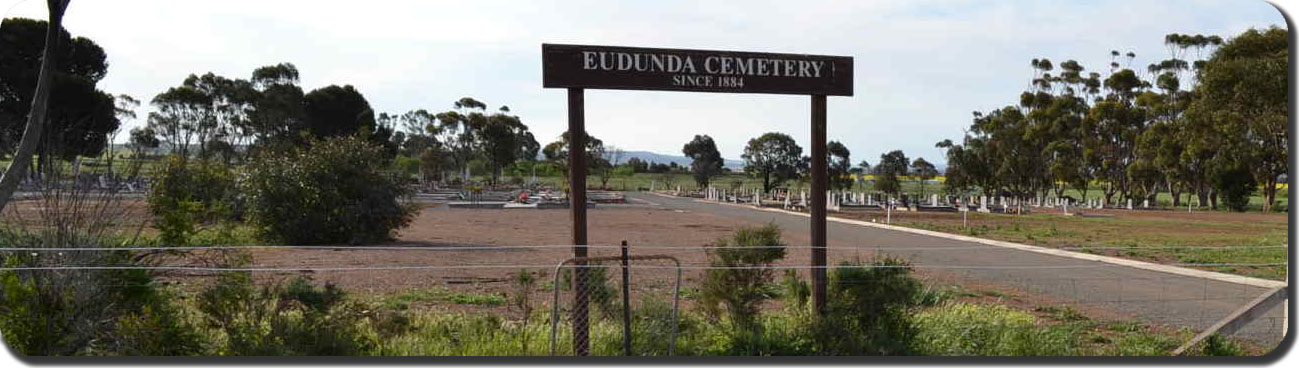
144 62 541 186
939 28 1286 212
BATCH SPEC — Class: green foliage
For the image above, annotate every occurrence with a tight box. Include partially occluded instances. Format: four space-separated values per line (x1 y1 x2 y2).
873 174 901 196
0 17 116 159
1202 334 1245 356
698 224 787 331
827 141 853 190
935 27 1287 213
394 155 421 178
683 135 724 188
148 156 238 245
814 258 922 355
195 273 379 356
873 150 910 195
742 133 805 193
0 246 201 355
1211 163 1256 212
912 303 1071 356
475 108 539 184
154 199 201 246
302 85 376 139
241 135 417 245
778 270 809 308
541 131 606 181
1190 27 1288 212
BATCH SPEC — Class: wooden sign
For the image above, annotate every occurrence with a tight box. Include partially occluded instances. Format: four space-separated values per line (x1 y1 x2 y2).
543 44 853 96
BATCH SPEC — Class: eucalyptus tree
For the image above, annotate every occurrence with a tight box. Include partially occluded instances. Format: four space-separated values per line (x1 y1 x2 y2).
1 14 116 177
872 150 909 196
974 107 1043 202
435 97 490 181
397 109 438 156
542 131 604 184
741 132 804 193
1187 27 1287 211
683 134 724 188
148 72 258 161
477 106 538 185
128 127 160 159
910 157 937 198
303 84 375 139
148 84 208 159
248 63 306 150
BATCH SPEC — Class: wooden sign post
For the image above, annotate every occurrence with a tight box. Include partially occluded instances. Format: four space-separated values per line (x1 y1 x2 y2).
543 43 853 355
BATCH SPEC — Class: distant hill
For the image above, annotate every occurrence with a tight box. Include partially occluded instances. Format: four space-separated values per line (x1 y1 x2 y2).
618 150 745 170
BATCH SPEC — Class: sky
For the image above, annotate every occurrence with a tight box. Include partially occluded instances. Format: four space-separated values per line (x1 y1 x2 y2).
2 0 1289 165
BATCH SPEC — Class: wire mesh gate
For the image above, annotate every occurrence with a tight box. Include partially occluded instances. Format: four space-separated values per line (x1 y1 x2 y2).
549 248 682 356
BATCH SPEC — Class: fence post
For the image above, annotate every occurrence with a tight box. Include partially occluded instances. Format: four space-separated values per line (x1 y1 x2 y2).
621 240 632 356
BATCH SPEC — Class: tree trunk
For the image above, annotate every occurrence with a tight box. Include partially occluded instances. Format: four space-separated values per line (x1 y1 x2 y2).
1263 177 1277 212
0 0 69 211
1169 180 1181 207
1196 185 1209 208
762 169 771 193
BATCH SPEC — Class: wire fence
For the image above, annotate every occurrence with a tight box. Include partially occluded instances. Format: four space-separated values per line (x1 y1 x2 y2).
0 243 1287 356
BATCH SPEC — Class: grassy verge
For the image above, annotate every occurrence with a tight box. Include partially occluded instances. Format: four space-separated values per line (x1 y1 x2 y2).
367 290 1259 356
882 212 1287 280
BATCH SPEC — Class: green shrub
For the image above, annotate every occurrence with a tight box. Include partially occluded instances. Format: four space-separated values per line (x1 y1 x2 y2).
698 224 787 330
0 247 200 356
1202 334 1245 356
195 273 379 355
813 257 921 355
100 304 203 356
241 136 417 245
148 156 239 245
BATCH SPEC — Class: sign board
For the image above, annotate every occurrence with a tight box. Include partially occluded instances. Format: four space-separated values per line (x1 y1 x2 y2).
543 44 853 96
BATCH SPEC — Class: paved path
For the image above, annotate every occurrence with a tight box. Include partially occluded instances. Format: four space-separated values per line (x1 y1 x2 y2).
626 192 1288 347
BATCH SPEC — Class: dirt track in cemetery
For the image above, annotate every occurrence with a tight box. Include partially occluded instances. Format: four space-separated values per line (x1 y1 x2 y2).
249 204 828 292
243 202 1130 322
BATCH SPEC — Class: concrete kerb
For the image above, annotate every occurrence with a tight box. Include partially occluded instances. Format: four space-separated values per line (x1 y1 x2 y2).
646 191 1287 290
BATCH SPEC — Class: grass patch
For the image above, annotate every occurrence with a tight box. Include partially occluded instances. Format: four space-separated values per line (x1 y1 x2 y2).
378 288 507 310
